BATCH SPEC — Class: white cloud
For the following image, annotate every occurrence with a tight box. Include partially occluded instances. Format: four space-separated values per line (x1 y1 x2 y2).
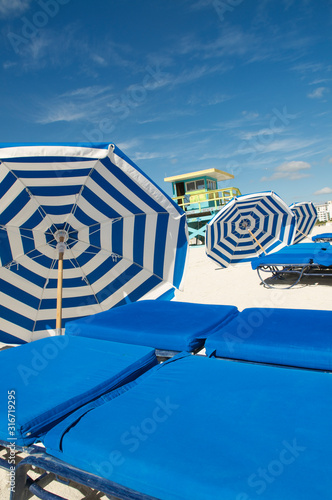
35 86 115 124
261 161 311 181
3 61 17 70
307 87 329 99
117 138 141 151
240 128 283 141
60 86 113 99
313 187 332 196
133 152 164 161
309 78 330 86
91 54 107 66
0 0 31 17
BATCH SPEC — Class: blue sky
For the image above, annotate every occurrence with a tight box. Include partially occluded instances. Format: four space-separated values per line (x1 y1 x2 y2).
0 0 331 205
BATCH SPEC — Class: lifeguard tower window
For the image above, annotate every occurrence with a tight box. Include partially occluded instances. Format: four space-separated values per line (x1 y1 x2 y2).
186 179 205 192
207 180 216 190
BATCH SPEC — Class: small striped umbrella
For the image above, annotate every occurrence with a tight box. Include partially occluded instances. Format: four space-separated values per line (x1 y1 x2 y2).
206 191 296 268
0 143 188 344
289 202 317 244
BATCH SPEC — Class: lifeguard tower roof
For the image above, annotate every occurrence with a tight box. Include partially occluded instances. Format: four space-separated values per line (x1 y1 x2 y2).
164 168 234 183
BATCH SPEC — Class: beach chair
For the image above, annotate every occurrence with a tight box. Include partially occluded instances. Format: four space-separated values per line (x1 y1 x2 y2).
251 242 332 288
11 353 332 500
65 300 239 357
312 233 332 242
205 307 332 371
0 302 238 476
0 336 158 452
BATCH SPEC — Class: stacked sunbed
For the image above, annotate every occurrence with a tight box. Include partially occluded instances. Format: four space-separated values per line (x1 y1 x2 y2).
1 301 331 499
252 242 332 288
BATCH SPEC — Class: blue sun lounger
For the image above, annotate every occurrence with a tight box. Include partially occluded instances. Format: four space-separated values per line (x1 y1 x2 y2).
205 307 332 371
0 302 238 455
4 304 332 499
65 300 239 354
0 336 158 450
251 242 332 288
11 353 332 500
312 233 332 242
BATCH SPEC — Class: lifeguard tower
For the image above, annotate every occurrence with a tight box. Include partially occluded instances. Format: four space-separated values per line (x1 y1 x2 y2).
164 168 241 244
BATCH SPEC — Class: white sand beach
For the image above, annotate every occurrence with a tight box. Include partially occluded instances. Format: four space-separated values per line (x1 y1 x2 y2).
175 224 332 312
0 224 331 499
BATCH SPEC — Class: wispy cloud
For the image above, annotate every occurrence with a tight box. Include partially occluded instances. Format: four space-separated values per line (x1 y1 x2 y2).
60 86 113 99
239 127 284 141
187 93 232 107
138 108 197 125
34 86 115 124
261 161 311 181
0 0 31 17
3 61 17 70
307 87 329 99
309 78 331 86
5 20 137 75
313 187 332 196
133 151 165 161
116 138 141 151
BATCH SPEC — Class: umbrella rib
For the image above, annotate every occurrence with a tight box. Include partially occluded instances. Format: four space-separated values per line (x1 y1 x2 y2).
63 160 100 232
72 238 167 282
2 212 172 241
67 212 174 236
228 224 247 258
1 163 59 234
65 245 102 309
3 244 58 268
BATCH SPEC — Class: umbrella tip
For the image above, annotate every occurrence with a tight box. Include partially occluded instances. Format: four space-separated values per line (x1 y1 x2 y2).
55 229 69 243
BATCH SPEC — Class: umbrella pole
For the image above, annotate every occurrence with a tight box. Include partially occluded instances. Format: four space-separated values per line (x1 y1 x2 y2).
56 233 66 335
247 229 266 255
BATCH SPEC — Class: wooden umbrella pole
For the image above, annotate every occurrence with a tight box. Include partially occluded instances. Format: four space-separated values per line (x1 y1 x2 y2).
56 235 65 335
247 229 266 255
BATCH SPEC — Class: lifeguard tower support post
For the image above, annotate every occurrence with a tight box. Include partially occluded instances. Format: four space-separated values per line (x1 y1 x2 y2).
164 168 241 244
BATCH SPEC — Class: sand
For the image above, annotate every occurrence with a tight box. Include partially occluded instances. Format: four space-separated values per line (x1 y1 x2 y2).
0 224 331 499
175 224 332 312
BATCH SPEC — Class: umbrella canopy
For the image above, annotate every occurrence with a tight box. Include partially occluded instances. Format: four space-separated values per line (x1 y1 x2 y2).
206 191 296 268
289 202 317 244
0 143 188 344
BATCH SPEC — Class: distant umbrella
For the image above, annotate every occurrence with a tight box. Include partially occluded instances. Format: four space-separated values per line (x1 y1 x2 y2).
206 191 296 268
289 202 317 244
0 143 188 343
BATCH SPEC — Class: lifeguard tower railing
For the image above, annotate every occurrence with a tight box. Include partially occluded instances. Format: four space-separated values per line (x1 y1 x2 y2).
172 187 242 244
172 187 241 213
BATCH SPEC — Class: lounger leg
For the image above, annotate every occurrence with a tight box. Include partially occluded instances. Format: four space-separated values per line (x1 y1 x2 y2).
10 450 156 500
11 461 32 500
11 460 63 500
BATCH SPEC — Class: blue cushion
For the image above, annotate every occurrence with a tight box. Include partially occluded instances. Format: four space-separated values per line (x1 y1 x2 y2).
0 336 157 446
65 301 239 351
205 308 332 370
45 355 332 500
251 242 332 269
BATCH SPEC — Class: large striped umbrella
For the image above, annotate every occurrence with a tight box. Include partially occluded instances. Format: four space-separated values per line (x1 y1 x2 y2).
0 143 188 344
206 191 296 268
289 202 317 244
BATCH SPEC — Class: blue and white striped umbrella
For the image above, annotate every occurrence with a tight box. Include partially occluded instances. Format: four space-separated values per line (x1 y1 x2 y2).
289 202 317 244
0 143 188 344
206 191 296 268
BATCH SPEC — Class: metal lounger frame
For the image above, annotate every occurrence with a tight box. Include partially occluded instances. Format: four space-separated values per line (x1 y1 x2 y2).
256 263 332 289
